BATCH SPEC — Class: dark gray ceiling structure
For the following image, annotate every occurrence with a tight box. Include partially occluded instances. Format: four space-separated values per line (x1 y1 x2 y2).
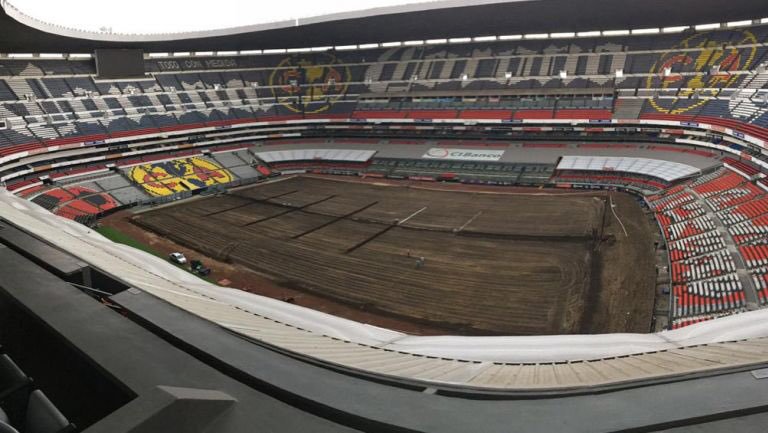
1 0 768 52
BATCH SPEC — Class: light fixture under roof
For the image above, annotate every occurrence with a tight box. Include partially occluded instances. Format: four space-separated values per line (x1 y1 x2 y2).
632 28 660 35
695 23 720 30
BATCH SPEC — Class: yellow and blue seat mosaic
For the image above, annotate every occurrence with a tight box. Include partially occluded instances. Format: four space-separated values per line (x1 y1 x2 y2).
129 157 234 197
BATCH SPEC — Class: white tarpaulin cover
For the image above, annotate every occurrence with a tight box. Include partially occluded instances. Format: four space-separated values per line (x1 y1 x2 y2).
557 155 700 181
256 149 377 163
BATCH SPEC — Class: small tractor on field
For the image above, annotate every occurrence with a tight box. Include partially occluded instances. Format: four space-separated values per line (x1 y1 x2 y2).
190 260 211 276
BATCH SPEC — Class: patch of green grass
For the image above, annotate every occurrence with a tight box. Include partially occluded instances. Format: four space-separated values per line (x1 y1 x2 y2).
95 226 163 258
95 225 215 283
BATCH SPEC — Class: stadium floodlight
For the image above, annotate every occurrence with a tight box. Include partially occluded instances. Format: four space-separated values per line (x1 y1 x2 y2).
662 26 689 33
505 72 513 79
427 39 448 45
8 53 33 58
173 52 191 57
632 28 660 35
559 70 568 79
695 23 720 31
358 44 379 50
68 54 92 59
263 49 286 54
239 50 261 55
762 18 768 24
727 20 752 28
524 33 548 39
461 74 469 81
576 31 601 37
615 69 624 78
473 36 497 42
449 37 471 43
381 42 401 47
148 53 169 58
39 53 64 58
498 35 522 40
404 40 424 46
411 75 419 81
335 45 358 51
663 67 672 77
550 32 576 39
603 30 630 36
194 51 214 56
217 51 238 56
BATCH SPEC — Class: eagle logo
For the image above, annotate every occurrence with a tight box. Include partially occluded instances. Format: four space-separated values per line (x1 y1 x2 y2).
646 30 758 114
130 157 234 197
269 53 350 114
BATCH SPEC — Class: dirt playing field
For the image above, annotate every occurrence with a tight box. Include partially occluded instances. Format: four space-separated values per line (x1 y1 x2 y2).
115 175 657 335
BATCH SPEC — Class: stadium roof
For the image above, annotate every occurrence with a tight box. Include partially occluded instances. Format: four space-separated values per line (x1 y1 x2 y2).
1 0 768 53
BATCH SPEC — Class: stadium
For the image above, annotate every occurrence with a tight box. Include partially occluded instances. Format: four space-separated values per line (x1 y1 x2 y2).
1 0 768 431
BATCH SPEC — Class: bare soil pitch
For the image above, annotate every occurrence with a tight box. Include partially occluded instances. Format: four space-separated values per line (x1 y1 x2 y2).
116 176 656 335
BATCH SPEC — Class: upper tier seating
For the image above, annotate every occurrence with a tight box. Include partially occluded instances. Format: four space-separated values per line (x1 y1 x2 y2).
0 24 765 157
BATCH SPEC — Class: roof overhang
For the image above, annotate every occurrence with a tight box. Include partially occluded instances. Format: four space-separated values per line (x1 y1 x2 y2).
1 0 768 53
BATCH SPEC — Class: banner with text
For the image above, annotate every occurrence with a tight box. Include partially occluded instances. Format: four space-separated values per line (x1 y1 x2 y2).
422 148 505 161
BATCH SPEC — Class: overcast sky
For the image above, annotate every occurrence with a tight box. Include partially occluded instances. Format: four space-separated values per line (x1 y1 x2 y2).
11 0 431 33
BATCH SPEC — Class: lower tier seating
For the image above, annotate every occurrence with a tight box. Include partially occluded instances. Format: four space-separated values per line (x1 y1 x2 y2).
649 171 753 328
691 170 746 198
729 214 768 244
739 244 768 270
667 230 727 261
673 274 745 318
655 202 706 226
651 191 695 212
717 196 768 225
663 216 716 242
670 251 736 283
707 182 766 211
752 269 768 306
